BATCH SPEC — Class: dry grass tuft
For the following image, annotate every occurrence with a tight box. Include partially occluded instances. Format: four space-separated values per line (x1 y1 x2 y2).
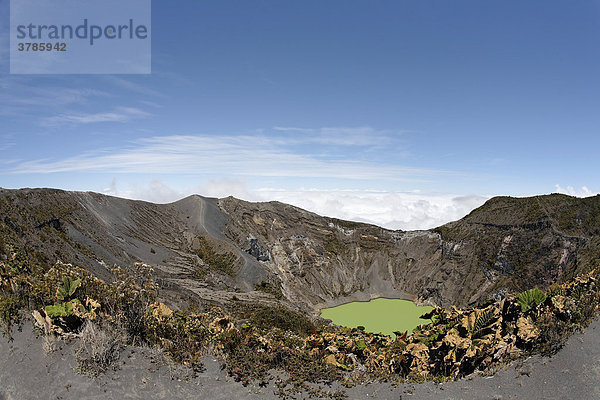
75 320 125 376
42 334 57 355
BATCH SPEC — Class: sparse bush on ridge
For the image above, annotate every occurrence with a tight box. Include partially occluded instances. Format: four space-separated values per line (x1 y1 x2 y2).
195 236 238 277
254 281 284 299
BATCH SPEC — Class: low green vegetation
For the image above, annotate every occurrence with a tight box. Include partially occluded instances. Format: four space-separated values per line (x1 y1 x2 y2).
249 305 314 335
195 236 237 277
329 218 361 230
325 235 347 255
254 281 284 299
0 294 20 334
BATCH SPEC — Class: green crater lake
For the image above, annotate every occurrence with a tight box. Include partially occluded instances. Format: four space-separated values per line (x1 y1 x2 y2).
320 298 434 337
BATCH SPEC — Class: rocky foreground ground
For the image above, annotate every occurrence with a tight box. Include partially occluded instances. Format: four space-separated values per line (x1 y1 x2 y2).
1 318 599 400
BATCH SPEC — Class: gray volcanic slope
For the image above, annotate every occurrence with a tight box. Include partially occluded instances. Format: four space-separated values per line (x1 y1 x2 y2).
2 318 600 399
1 188 599 314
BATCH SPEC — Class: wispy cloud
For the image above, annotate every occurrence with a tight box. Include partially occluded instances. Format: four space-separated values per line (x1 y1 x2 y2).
555 184 597 198
0 133 16 151
139 100 163 108
9 133 451 182
0 28 9 71
3 86 109 107
272 126 409 147
0 76 110 119
104 76 162 97
0 75 160 127
41 107 150 126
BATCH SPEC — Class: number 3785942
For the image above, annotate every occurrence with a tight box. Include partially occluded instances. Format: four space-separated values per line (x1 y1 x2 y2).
17 42 66 52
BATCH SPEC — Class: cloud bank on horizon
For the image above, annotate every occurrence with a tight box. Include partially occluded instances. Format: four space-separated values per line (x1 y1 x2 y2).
102 177 491 231
98 177 597 231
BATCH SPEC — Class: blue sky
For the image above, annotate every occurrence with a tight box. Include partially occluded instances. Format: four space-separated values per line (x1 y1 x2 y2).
0 1 599 229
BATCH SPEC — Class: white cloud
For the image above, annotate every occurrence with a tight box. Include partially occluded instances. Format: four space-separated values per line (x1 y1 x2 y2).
197 178 254 200
11 134 450 183
555 184 597 198
42 107 150 126
103 178 183 204
101 178 488 230
254 188 489 230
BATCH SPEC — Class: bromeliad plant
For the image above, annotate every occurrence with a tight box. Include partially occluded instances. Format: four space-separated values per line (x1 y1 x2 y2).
516 288 546 314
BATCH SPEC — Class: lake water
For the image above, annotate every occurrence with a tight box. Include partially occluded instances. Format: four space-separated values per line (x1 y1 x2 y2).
320 297 434 337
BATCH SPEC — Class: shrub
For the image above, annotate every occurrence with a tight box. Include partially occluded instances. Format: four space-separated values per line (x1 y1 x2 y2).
105 264 158 343
254 281 284 299
0 294 21 335
144 305 210 369
250 305 314 336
